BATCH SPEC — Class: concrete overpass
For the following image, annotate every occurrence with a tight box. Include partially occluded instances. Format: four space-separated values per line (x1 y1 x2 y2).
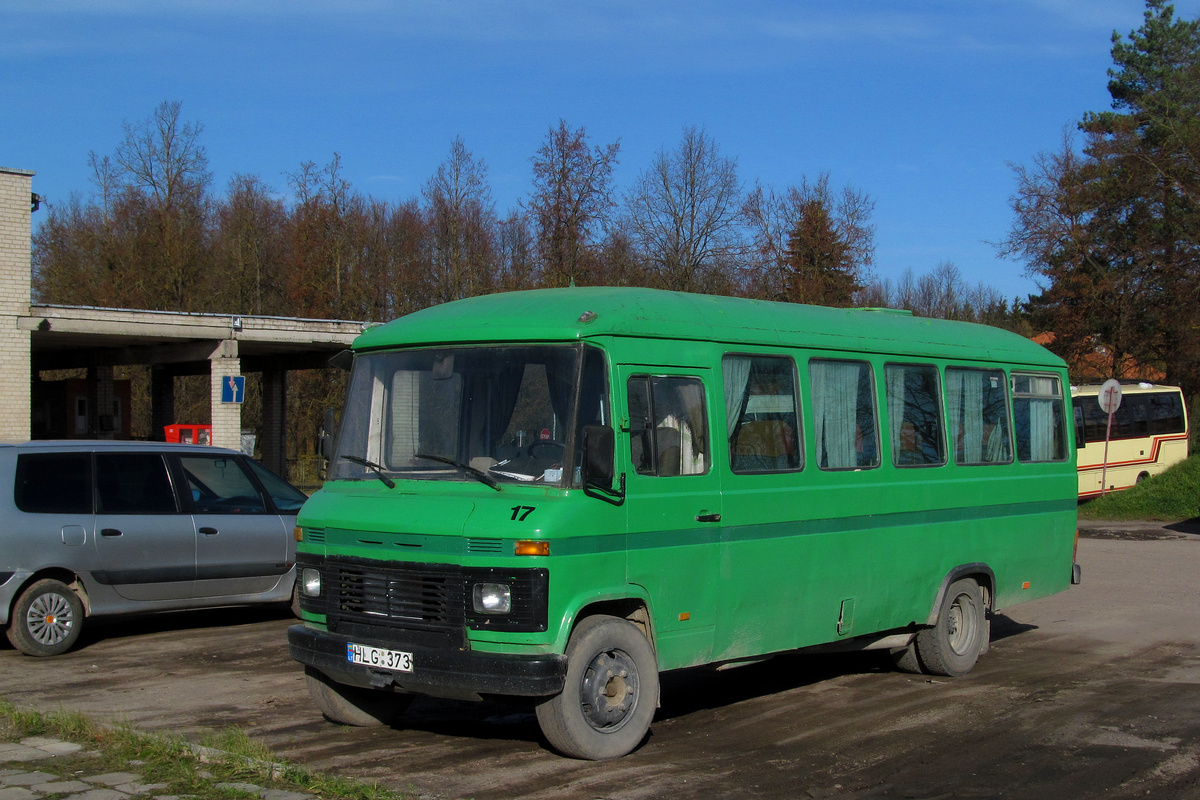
1 166 368 478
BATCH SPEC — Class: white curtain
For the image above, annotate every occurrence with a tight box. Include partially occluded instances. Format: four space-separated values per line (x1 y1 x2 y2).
812 360 862 469
1027 399 1057 462
723 356 753 440
885 365 907 458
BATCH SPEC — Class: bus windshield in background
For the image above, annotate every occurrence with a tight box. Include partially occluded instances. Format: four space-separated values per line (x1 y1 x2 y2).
331 344 609 487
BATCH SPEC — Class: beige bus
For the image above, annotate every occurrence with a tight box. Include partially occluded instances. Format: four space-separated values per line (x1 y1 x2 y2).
1072 382 1189 498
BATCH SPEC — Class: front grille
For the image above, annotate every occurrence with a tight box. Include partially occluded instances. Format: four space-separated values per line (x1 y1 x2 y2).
297 554 547 641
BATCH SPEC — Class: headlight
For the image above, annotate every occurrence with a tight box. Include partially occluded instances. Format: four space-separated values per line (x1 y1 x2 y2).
472 583 511 614
301 568 322 597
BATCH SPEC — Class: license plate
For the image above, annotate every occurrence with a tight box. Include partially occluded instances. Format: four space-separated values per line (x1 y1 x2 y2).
347 642 413 672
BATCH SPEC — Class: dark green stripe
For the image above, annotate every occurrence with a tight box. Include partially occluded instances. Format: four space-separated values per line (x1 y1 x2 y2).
552 497 1076 555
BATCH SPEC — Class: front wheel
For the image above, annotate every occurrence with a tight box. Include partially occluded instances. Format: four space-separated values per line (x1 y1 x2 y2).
535 615 658 760
304 666 412 727
913 578 987 677
7 579 85 657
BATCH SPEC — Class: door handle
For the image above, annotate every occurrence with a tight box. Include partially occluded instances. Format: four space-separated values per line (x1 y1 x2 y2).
695 513 721 523
199 526 219 535
100 528 122 537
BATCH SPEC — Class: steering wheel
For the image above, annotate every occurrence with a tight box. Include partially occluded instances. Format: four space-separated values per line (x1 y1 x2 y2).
527 440 566 461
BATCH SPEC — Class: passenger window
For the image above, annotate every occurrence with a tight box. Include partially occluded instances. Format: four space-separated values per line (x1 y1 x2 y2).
96 453 178 514
627 376 710 477
1012 373 1068 462
180 456 267 514
246 460 308 513
15 453 92 514
885 364 945 467
723 355 802 473
809 359 879 470
945 368 1013 465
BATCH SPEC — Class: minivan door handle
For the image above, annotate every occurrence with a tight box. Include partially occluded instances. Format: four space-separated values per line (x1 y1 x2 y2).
198 527 219 535
695 513 721 523
100 528 122 537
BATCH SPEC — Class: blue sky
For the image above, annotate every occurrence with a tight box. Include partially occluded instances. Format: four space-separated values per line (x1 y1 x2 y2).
1 0 1175 302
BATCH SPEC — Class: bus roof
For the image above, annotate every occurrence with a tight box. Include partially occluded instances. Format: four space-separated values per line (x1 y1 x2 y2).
355 287 1065 367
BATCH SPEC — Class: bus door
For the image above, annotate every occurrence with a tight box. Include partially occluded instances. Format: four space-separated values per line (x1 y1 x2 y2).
618 366 723 669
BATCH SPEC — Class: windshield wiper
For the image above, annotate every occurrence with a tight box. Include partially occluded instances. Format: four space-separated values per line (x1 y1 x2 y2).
414 453 501 491
339 455 396 489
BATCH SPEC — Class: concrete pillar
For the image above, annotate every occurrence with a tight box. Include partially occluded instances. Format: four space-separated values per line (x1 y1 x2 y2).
260 368 288 477
0 168 34 442
209 340 243 451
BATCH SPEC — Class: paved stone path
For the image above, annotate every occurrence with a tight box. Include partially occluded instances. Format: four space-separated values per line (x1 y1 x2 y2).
0 737 314 800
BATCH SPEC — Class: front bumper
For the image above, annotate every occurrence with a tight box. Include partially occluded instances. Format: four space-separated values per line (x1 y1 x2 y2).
288 624 566 701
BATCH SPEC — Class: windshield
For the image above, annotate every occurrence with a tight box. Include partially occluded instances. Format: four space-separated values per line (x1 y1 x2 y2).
331 344 610 487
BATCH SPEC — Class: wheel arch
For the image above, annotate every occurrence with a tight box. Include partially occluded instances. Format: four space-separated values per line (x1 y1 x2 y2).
924 563 994 626
8 569 90 619
564 595 655 654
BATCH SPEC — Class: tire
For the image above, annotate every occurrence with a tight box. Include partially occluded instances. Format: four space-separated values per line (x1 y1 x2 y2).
889 641 923 674
6 579 85 657
913 578 987 677
535 615 658 760
304 666 413 727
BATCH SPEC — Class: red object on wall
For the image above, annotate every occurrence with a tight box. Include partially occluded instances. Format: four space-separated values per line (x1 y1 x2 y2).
164 424 212 445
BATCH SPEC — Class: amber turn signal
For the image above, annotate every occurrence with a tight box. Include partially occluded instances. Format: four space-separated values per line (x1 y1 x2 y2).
515 540 550 556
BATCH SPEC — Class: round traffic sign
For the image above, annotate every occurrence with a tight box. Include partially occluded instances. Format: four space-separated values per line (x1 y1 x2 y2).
1098 378 1123 414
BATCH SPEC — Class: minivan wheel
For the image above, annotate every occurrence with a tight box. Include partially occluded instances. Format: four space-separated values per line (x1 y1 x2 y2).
7 579 85 657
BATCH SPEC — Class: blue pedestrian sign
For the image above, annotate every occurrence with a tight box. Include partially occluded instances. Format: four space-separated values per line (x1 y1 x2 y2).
222 375 246 404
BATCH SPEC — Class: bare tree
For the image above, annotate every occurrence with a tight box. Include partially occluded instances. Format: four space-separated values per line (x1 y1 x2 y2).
423 138 497 301
529 121 620 287
112 100 210 210
625 126 743 292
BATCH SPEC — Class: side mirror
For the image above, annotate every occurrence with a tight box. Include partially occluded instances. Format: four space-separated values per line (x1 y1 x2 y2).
320 408 337 463
582 425 615 487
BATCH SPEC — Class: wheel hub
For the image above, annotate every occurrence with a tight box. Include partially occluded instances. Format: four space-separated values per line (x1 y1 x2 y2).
579 649 639 732
27 594 74 646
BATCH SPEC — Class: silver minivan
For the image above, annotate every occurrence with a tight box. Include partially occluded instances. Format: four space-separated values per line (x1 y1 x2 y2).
0 441 307 656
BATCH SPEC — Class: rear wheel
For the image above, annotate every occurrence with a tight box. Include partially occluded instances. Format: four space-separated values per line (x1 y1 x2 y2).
304 666 412 727
7 579 84 657
913 578 987 677
535 615 658 760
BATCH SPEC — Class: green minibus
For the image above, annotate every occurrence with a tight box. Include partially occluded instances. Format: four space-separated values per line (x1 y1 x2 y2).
288 287 1080 760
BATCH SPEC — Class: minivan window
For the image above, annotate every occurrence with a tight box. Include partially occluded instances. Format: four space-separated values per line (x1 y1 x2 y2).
247 459 308 512
15 453 92 514
181 456 267 514
810 359 879 470
627 376 710 477
96 453 178 514
724 355 802 473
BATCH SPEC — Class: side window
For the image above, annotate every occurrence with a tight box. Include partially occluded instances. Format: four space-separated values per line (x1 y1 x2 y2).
180 456 267 514
15 453 92 514
572 346 611 486
945 368 1012 465
723 355 802 473
96 453 178 514
809 359 879 470
1148 392 1186 435
1013 373 1068 463
885 363 945 467
627 375 710 477
246 460 307 513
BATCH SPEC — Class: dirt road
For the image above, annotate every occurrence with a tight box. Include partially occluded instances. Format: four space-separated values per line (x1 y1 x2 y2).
3 524 1200 799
